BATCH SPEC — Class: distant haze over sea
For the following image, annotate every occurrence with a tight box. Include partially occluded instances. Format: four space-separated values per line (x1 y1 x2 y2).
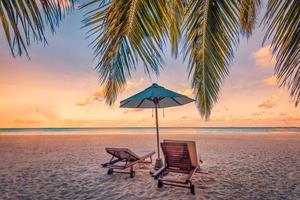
0 127 299 135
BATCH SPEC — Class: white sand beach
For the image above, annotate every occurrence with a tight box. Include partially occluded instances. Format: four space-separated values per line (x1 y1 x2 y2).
0 132 300 200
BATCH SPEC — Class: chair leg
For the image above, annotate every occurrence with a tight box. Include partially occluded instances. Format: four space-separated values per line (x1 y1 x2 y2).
157 179 163 188
130 171 135 178
190 182 195 195
130 165 135 178
107 168 113 175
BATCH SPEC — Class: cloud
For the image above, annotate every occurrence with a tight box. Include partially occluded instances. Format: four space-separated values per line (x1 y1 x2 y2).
9 108 59 125
76 87 105 106
177 88 194 97
279 112 287 116
262 76 277 86
251 112 264 117
62 118 94 125
76 80 146 107
252 45 276 68
92 88 105 101
75 97 92 106
123 109 145 114
259 95 279 109
181 116 191 119
126 78 145 90
12 118 45 124
251 111 270 119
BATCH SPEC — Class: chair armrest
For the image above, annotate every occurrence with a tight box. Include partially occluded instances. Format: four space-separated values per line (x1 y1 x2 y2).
102 158 120 167
152 166 166 179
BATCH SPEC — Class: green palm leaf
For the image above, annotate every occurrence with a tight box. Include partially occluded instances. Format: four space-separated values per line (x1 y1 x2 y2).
184 0 240 119
166 0 187 57
81 0 169 105
262 0 300 106
0 0 75 57
238 0 261 37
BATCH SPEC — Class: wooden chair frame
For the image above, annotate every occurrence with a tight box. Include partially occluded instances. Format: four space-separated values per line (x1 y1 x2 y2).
153 142 200 194
102 148 155 178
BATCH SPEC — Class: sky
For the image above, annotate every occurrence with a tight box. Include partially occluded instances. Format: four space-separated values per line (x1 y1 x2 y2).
0 4 299 128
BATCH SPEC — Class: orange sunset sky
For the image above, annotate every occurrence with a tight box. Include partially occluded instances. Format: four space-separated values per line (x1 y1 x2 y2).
0 7 299 128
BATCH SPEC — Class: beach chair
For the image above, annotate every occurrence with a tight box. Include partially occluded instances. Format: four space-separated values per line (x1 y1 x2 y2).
153 140 202 194
102 148 155 178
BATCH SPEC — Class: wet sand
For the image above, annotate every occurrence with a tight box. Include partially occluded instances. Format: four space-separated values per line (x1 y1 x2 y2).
0 133 299 199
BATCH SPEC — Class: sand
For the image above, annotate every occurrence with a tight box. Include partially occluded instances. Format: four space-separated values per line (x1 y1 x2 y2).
0 133 299 200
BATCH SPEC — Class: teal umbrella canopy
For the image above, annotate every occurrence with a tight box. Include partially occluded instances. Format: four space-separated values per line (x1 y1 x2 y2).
120 83 195 169
120 83 195 108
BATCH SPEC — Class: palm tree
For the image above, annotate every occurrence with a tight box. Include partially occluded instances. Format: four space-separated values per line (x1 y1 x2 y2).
1 0 299 119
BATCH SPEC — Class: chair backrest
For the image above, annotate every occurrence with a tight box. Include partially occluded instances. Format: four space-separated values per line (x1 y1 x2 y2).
163 140 199 168
161 142 193 171
105 148 140 161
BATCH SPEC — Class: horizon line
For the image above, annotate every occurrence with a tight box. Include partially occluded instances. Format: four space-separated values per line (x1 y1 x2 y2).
0 126 299 129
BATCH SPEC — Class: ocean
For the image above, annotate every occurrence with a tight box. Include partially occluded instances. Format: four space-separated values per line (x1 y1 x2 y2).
0 127 299 135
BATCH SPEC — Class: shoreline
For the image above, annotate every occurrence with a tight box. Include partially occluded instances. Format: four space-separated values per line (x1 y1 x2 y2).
0 127 299 136
1 131 299 136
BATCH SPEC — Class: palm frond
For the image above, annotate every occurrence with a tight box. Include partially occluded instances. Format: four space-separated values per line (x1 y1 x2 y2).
82 0 168 105
166 0 187 57
184 0 240 119
262 0 300 106
238 0 261 37
0 0 75 57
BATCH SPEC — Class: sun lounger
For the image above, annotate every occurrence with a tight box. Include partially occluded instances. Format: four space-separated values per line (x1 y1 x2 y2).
153 140 202 194
102 147 155 178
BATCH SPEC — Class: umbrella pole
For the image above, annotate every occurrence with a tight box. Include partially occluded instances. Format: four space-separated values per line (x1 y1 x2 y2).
154 102 163 169
155 103 160 159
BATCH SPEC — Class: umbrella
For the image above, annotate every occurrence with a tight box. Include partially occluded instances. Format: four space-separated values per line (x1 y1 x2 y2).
120 83 195 169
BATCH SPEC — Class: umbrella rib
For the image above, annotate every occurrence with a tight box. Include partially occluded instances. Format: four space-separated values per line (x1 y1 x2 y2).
171 97 182 105
157 97 165 108
120 101 130 107
137 99 145 108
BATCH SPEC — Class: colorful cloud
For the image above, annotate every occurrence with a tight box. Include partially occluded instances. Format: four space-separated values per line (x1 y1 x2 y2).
92 88 105 101
177 89 194 97
252 45 276 68
123 109 145 114
75 97 92 106
262 76 277 86
259 94 279 109
76 87 105 106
